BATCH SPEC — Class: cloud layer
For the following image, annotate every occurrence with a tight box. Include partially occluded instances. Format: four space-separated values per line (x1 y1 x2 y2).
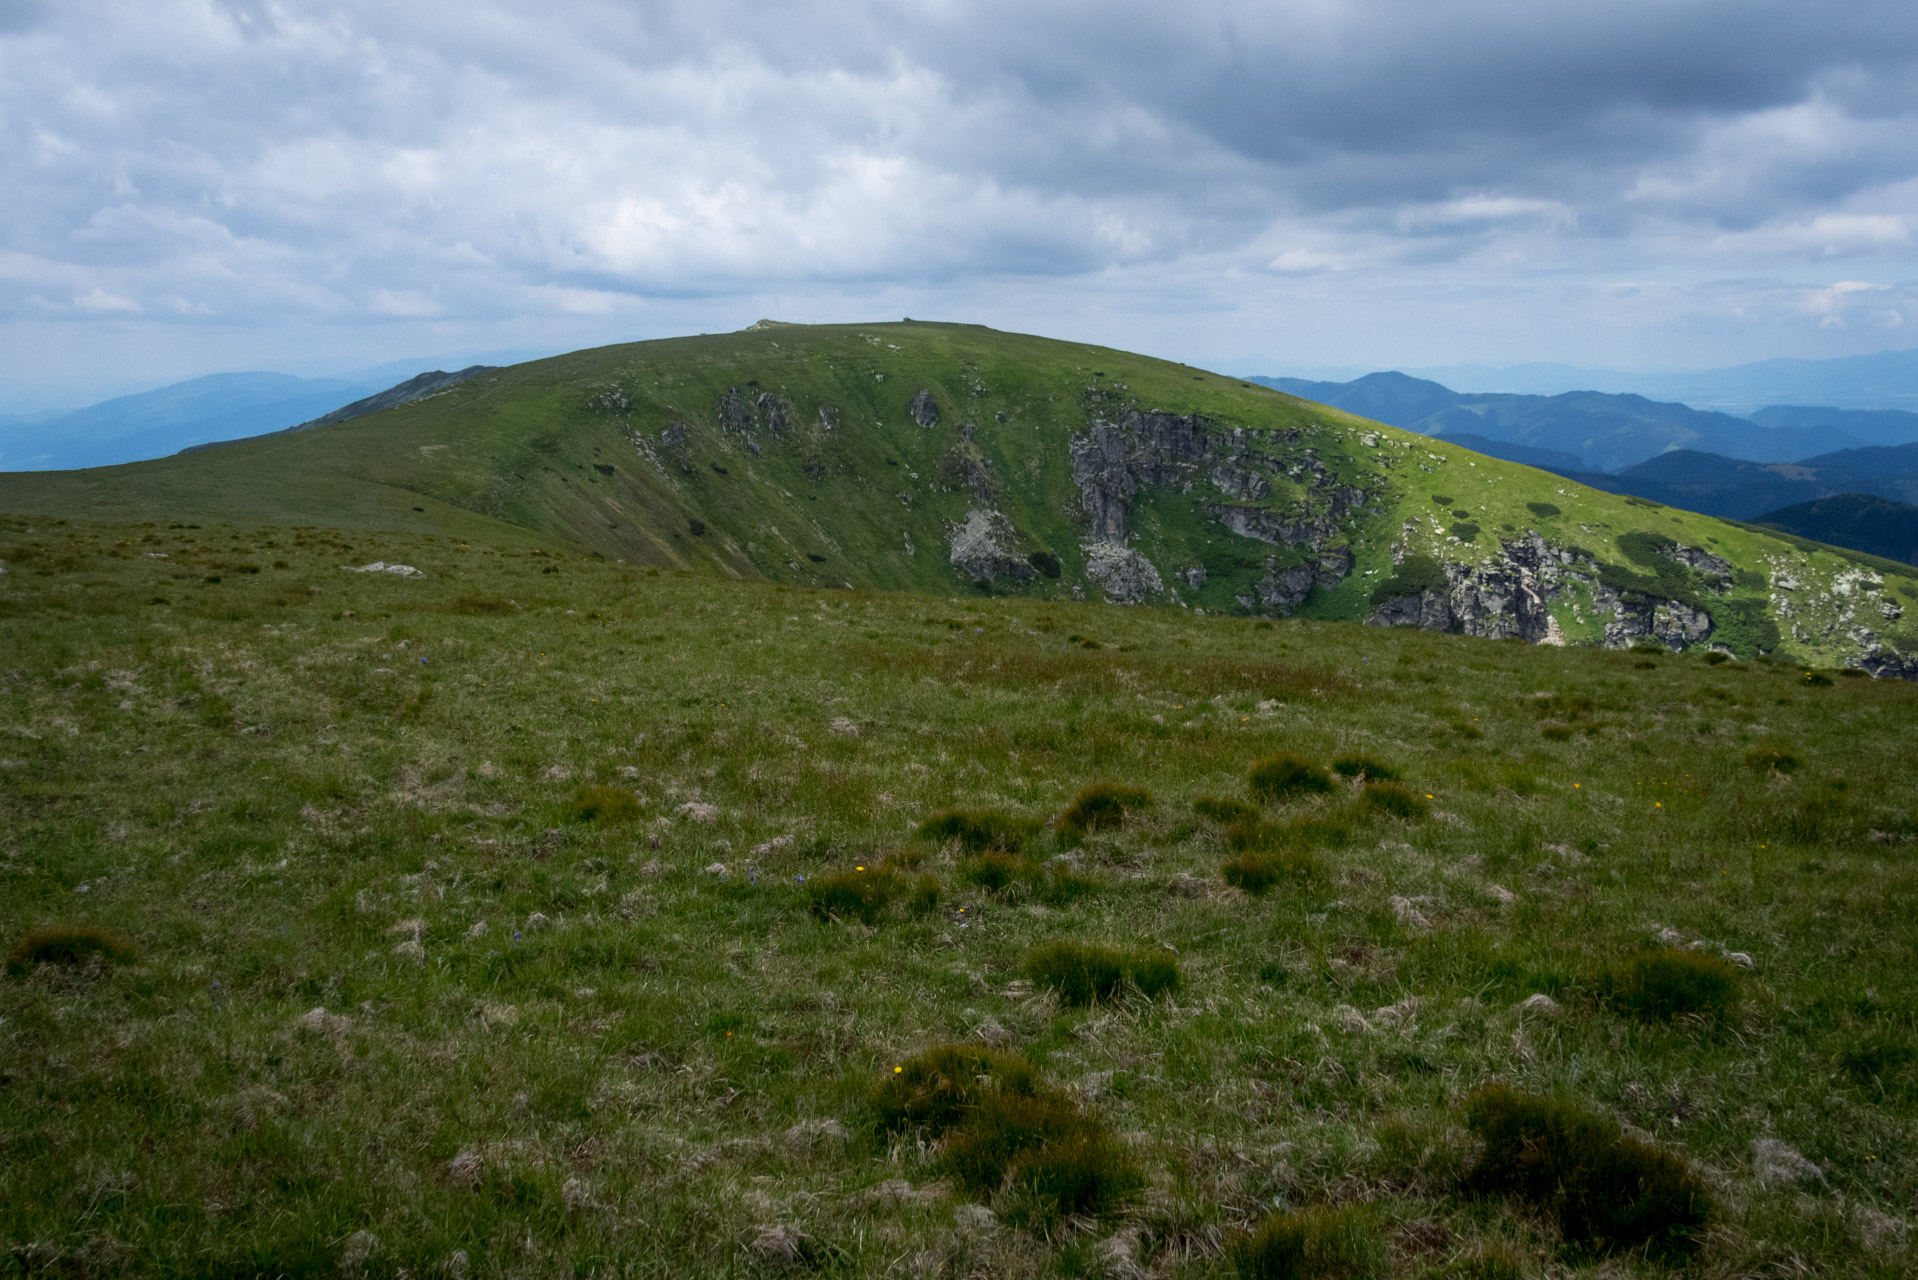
5 0 1918 402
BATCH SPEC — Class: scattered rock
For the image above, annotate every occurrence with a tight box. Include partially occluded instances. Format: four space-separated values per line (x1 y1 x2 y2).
338 1230 381 1274
1724 950 1756 970
297 1006 348 1035
1752 1138 1825 1189
1166 871 1210 897
343 562 423 577
973 1016 1013 1047
784 1118 849 1153
750 1223 805 1267
1513 993 1563 1018
561 1177 594 1212
829 717 860 735
751 835 795 857
1389 896 1432 928
1485 883 1518 905
1372 997 1421 1027
523 912 550 931
909 389 940 429
1082 540 1165 604
679 801 719 822
953 1204 997 1229
640 859 664 877
445 1150 483 1187
1853 1206 1908 1254
1332 1004 1374 1033
704 862 730 878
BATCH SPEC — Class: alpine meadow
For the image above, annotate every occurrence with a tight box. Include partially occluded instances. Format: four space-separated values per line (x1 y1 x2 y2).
3 321 1917 1278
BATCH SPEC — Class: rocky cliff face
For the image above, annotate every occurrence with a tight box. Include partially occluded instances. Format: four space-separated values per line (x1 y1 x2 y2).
1065 404 1372 606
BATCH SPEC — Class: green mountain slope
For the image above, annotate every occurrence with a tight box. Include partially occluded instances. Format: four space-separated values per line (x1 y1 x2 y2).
4 320 1917 673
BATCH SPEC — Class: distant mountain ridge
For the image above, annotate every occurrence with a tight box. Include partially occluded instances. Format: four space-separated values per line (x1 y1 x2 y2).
1754 494 1918 566
1253 372 1891 471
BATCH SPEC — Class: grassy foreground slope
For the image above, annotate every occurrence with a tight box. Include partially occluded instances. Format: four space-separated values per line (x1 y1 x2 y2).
3 321 1915 672
1 515 1916 1276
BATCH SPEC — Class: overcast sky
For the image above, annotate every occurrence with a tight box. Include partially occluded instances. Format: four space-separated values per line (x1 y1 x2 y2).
6 0 1918 407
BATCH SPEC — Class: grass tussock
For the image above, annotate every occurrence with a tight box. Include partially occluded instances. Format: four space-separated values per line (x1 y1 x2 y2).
1230 1204 1382 1280
1247 754 1334 804
1361 781 1429 820
565 784 643 824
1222 849 1325 895
1055 782 1153 841
1463 1084 1714 1257
1193 794 1260 824
873 1045 1141 1220
1744 744 1802 774
806 867 906 924
1602 947 1741 1022
915 808 1037 853
1024 940 1179 1005
1331 753 1399 781
6 924 139 975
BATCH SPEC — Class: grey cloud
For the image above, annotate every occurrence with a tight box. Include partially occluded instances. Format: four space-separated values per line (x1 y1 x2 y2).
3 0 1918 397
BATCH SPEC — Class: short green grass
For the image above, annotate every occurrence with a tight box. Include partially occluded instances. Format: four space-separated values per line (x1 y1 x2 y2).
1 513 1916 1276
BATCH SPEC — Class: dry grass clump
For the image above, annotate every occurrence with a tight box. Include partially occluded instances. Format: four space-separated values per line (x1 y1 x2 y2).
915 808 1037 853
565 784 643 824
1229 1204 1382 1280
1602 947 1741 1022
872 1044 1141 1220
1055 782 1154 841
806 867 905 923
1360 781 1428 820
1247 754 1334 804
6 924 139 975
1330 754 1399 781
1024 940 1178 1005
1193 794 1260 824
1463 1084 1713 1258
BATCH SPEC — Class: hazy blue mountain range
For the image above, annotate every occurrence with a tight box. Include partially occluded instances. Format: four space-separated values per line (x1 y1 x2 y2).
1252 371 1896 472
0 373 372 471
1243 344 1918 413
0 348 551 472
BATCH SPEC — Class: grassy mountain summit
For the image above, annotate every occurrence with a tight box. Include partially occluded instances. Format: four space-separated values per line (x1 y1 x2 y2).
4 320 1916 673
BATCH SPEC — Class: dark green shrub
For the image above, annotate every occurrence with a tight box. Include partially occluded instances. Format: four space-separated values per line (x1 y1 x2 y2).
1361 782 1428 820
806 867 904 923
1603 948 1740 1022
1369 554 1449 605
872 1046 1140 1219
1330 754 1399 781
1463 1084 1713 1257
1222 849 1323 895
1230 1204 1382 1280
873 1043 1044 1133
1526 501 1561 519
1431 494 1455 506
916 808 1036 853
1194 794 1260 824
565 784 643 824
1744 745 1800 774
1247 754 1334 804
5 925 139 975
1802 669 1834 686
1032 864 1098 904
1025 940 1179 1005
1222 854 1281 895
1026 551 1062 579
1702 650 1730 665
1839 1031 1917 1092
1056 783 1154 839
1450 522 1481 542
964 852 1025 892
908 874 942 915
